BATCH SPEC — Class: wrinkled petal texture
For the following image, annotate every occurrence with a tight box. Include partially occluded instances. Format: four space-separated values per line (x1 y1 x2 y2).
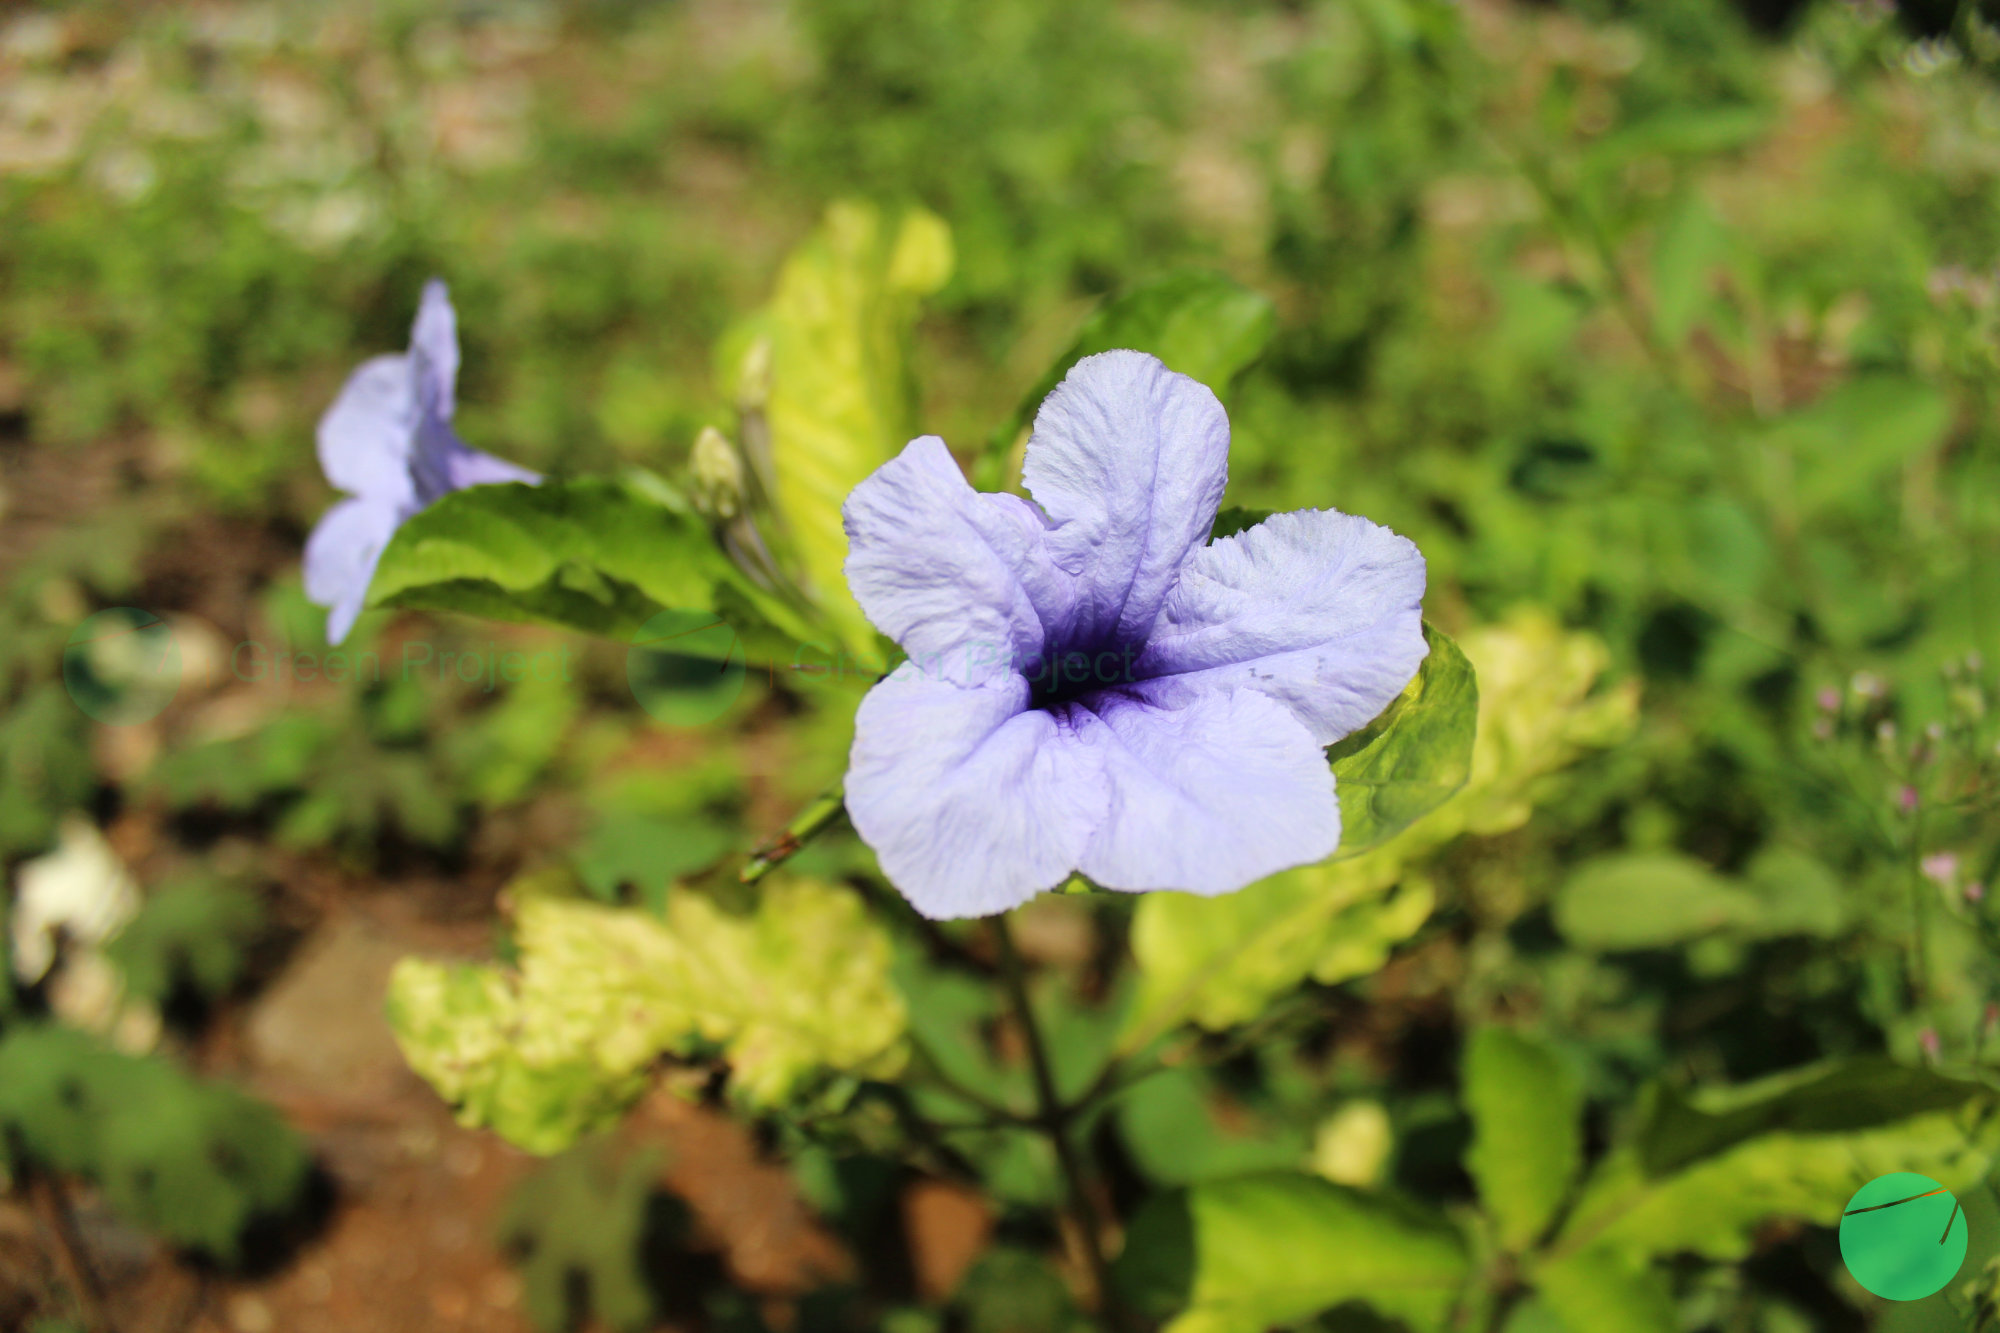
1021 350 1227 648
843 436 1067 687
846 669 1108 918
1137 508 1428 744
1077 688 1339 894
843 350 1427 919
316 354 417 507
304 497 405 645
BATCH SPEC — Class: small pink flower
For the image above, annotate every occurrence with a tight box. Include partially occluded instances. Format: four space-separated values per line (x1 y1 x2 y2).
1816 687 1840 712
1920 1028 1941 1061
1922 852 1960 887
1969 882 1987 904
1898 785 1920 815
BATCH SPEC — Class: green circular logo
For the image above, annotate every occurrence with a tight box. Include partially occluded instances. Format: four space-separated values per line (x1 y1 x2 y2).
63 607 182 725
1840 1172 1967 1301
626 610 745 727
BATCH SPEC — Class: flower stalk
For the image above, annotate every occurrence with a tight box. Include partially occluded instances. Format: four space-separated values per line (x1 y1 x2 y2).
992 913 1127 1330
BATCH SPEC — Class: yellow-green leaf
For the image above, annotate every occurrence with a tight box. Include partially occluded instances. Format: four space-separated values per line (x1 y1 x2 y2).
1550 1060 2000 1266
387 877 907 1154
1113 1174 1469 1333
1125 610 1636 1041
726 201 954 654
1328 624 1477 858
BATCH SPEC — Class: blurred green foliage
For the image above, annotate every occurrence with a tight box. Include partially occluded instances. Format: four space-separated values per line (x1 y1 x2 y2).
0 1024 310 1262
7 0 2000 1329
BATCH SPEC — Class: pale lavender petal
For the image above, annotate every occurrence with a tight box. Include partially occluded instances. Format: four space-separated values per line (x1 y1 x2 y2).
844 436 1071 687
446 445 541 489
303 497 404 645
1076 688 1339 895
1020 350 1228 649
1135 508 1428 745
845 667 1108 919
410 278 458 421
316 354 417 505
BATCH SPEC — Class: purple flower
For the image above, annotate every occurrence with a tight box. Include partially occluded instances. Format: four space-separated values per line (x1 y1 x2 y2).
840 350 1427 919
304 280 539 645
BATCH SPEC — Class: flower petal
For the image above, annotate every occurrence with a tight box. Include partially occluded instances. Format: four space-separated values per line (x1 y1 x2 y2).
445 445 542 489
1020 350 1228 649
844 435 1069 686
410 278 459 421
1135 508 1428 745
316 354 417 504
303 496 405 645
1077 688 1340 895
846 667 1108 919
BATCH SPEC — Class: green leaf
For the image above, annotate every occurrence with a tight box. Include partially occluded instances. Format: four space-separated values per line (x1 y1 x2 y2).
1125 857 1435 1042
1584 106 1771 169
1741 846 1849 938
1329 623 1478 859
1116 1066 1309 1186
0 1024 310 1262
445 665 583 809
1777 375 1954 514
955 1247 1080 1333
103 876 263 1008
1651 190 1725 346
725 201 954 654
1530 1244 1677 1333
499 1141 671 1333
1112 1173 1469 1333
0 685 93 860
571 812 733 910
1548 1059 2000 1267
1463 1028 1582 1251
1553 852 1761 950
387 878 908 1154
367 477 814 654
1208 506 1273 542
974 271 1276 491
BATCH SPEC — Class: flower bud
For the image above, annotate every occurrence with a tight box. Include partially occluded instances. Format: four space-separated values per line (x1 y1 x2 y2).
689 426 745 521
734 336 773 412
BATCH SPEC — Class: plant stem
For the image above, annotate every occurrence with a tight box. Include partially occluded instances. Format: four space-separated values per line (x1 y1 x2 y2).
993 914 1125 1330
740 780 846 884
27 1165 110 1333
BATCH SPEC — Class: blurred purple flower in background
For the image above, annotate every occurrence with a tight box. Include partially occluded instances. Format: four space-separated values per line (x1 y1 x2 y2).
841 350 1428 920
304 280 540 645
